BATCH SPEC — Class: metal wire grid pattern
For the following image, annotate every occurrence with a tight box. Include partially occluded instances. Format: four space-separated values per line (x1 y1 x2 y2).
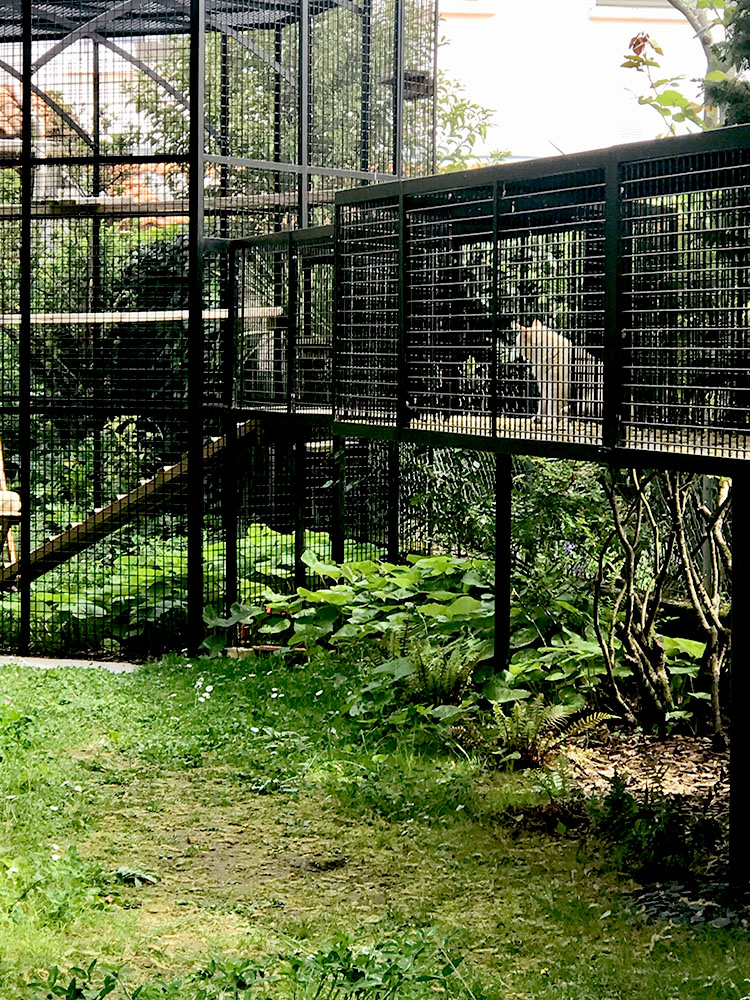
234 240 290 409
13 1 436 225
11 413 191 655
334 131 750 462
295 235 333 410
229 228 332 412
340 435 390 558
336 200 400 423
621 147 750 459
1 3 348 39
406 186 495 435
336 174 606 443
495 169 605 446
400 0 436 177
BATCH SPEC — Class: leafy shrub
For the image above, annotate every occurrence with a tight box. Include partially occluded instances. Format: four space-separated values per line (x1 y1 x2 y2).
587 772 720 878
281 926 468 999
205 550 495 655
451 695 609 770
389 623 487 706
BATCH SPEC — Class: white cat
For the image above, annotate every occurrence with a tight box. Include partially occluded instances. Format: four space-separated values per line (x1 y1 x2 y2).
516 320 572 421
516 320 603 422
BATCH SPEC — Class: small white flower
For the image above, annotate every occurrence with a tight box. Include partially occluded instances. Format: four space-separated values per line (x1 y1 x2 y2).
204 684 213 693
270 692 278 699
49 805 58 811
51 853 61 862
315 690 323 697
50 843 60 851
7 866 18 875
248 673 256 678
250 726 259 733
74 785 82 793
198 695 206 703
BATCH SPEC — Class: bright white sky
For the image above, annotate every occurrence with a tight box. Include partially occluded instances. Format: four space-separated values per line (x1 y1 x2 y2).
438 0 710 160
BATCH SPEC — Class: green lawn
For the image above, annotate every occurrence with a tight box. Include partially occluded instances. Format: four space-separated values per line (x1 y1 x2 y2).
0 654 745 999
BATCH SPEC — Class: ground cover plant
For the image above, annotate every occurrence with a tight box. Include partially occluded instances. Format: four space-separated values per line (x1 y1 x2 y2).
0 655 746 999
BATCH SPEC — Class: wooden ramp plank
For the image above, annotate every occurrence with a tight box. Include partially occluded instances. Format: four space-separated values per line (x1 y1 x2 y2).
0 420 260 590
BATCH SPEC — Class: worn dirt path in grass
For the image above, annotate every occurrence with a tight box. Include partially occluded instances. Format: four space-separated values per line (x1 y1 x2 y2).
77 764 499 975
71 732 733 977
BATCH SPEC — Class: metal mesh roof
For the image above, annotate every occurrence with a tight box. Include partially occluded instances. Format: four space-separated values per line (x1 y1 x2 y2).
0 1 344 40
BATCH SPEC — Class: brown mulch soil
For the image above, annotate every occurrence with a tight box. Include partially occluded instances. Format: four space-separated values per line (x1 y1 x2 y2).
564 731 728 803
563 733 750 927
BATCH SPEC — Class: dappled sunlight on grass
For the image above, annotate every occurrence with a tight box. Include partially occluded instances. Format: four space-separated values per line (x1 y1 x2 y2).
0 654 745 999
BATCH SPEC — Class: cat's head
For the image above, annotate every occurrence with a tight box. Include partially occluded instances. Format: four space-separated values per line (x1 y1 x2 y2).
516 319 548 348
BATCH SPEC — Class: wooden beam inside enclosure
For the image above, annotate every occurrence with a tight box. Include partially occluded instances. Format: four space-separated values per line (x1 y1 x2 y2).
0 421 261 592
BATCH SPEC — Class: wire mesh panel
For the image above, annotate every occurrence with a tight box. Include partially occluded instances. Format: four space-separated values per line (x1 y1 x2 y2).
236 430 297 604
400 444 495 557
402 0 437 177
336 198 400 424
340 436 390 558
495 168 606 447
621 146 750 460
13 412 191 656
234 238 290 410
295 232 334 411
406 185 494 434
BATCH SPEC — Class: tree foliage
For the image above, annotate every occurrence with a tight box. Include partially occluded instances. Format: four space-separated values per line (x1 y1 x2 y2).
705 0 750 123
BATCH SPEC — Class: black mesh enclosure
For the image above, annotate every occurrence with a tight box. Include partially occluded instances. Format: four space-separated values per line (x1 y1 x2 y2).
0 0 436 656
336 199 400 424
621 145 750 459
334 127 750 467
406 184 495 435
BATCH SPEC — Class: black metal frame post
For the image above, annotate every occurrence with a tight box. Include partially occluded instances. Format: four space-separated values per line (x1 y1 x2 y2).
219 31 230 238
331 435 346 563
273 26 283 231
490 180 499 435
331 203 342 421
91 39 103 510
603 153 624 453
19 0 32 654
397 192 408 428
188 0 207 654
223 248 239 623
360 0 372 175
287 234 298 412
730 468 750 888
294 433 307 588
494 453 512 670
392 0 405 176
